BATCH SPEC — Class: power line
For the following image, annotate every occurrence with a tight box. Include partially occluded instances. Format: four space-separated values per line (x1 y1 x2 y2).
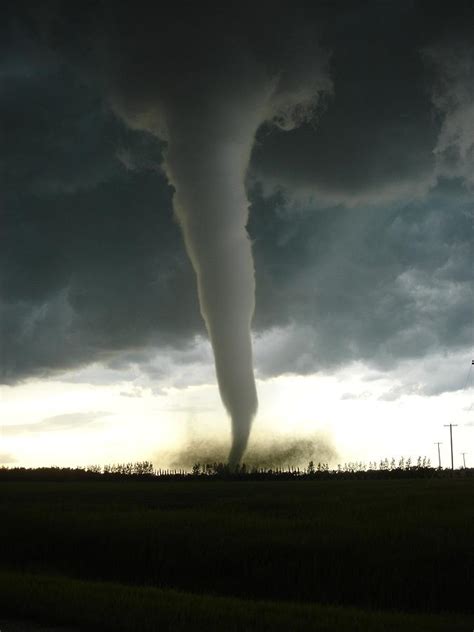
443 424 458 470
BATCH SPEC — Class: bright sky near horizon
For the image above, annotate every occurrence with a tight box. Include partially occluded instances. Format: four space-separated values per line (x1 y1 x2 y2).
1 341 472 469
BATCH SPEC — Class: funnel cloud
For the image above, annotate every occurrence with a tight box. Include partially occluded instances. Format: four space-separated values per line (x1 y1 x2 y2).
92 10 332 463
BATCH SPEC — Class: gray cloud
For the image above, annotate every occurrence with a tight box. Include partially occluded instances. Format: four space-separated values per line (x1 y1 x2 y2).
378 351 474 400
250 182 472 379
341 391 373 401
119 386 145 398
2 411 110 436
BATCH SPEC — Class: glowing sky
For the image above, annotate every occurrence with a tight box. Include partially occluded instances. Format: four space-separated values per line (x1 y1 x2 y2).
1 340 472 469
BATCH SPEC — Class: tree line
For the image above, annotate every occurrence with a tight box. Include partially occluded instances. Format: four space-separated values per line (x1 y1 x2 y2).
0 456 472 481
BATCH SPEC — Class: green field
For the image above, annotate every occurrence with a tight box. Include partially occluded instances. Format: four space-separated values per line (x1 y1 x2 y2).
0 478 473 630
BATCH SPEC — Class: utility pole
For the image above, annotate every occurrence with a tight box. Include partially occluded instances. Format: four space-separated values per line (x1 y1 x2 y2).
443 424 458 470
434 442 443 469
461 452 467 469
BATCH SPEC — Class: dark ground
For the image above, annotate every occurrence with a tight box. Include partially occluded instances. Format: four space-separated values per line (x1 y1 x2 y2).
0 621 77 632
0 478 472 630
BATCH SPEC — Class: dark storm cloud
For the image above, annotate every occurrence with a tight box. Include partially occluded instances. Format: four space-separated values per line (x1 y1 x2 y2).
1 2 473 390
251 39 437 204
425 42 474 187
0 21 204 383
251 1 474 206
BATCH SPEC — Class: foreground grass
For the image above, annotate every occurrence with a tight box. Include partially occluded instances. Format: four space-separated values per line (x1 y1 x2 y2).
0 571 471 632
1 478 473 615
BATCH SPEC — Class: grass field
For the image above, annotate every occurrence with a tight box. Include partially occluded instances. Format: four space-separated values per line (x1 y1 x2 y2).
0 478 473 630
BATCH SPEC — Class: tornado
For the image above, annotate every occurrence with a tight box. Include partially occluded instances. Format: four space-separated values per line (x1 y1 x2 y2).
89 13 332 464
161 83 271 466
169 144 258 467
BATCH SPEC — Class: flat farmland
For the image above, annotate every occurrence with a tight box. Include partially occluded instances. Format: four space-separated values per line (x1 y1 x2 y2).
0 478 472 630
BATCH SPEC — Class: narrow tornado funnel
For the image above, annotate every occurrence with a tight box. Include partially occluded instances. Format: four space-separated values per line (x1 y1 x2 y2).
163 99 266 467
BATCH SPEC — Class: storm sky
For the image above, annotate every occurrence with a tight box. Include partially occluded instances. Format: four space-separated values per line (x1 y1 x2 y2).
1 1 473 468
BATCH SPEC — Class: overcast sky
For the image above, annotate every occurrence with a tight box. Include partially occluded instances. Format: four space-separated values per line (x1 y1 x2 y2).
1 1 473 468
